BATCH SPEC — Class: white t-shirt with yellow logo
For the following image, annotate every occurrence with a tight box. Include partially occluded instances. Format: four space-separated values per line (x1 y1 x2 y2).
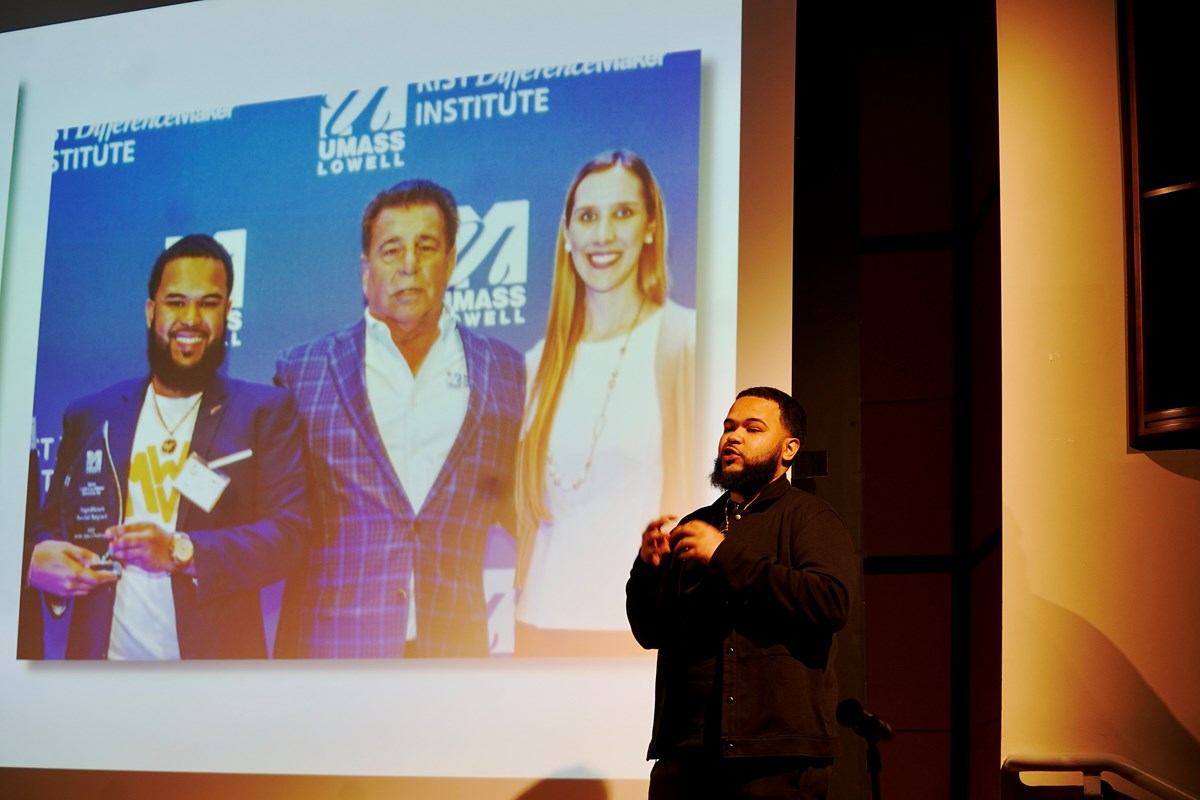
107 387 200 660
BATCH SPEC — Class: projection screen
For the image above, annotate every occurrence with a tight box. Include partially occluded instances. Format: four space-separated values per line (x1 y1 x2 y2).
0 0 791 789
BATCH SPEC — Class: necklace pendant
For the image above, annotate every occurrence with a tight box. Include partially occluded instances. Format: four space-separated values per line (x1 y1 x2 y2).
162 438 177 454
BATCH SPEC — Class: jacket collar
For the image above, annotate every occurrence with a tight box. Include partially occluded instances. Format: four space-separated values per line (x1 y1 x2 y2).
319 318 493 517
722 472 793 512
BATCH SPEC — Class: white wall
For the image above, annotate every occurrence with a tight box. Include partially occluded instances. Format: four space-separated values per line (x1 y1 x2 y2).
998 0 1200 793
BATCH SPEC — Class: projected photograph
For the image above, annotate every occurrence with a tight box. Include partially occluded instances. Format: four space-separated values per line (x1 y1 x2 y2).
19 50 703 660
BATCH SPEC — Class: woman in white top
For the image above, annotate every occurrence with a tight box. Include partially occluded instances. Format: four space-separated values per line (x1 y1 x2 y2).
515 150 695 656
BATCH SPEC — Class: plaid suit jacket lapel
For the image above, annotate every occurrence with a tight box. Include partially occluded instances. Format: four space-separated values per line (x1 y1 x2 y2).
424 323 487 500
326 321 413 514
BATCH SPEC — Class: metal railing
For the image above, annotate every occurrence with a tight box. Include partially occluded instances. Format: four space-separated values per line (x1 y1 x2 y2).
1002 754 1198 800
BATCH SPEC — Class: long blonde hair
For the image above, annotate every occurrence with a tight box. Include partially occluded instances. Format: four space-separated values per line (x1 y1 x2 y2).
517 150 669 548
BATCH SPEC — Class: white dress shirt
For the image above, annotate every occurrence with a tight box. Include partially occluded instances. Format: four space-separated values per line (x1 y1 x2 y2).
363 307 469 640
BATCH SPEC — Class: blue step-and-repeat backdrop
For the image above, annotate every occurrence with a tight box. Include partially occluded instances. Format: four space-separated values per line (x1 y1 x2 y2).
27 49 700 658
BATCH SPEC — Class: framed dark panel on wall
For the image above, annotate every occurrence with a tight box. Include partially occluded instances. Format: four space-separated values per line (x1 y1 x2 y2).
1119 0 1200 450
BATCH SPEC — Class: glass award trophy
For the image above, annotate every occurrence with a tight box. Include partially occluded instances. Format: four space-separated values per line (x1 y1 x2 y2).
60 421 123 572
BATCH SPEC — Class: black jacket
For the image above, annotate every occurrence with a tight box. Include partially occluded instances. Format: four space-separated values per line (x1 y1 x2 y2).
626 475 857 759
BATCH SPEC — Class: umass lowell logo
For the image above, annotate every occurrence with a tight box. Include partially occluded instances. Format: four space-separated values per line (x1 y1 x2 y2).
317 87 407 177
449 201 529 330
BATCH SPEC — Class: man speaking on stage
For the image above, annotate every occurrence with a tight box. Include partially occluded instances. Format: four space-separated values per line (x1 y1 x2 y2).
627 386 858 799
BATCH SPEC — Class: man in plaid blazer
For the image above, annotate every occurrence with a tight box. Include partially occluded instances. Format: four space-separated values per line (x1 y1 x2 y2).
274 180 524 658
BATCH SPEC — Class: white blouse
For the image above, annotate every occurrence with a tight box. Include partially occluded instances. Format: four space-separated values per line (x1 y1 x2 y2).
518 308 664 631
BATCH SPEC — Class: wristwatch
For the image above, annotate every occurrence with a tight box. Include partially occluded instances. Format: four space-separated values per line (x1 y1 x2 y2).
170 532 195 571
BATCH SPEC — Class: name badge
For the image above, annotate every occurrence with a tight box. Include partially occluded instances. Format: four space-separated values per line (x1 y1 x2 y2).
175 449 251 512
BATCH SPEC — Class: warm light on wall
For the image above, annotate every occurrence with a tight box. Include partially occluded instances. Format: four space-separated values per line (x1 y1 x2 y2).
998 0 1200 791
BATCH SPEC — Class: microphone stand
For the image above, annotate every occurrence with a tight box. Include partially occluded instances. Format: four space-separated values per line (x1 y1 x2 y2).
837 698 891 800
866 736 883 800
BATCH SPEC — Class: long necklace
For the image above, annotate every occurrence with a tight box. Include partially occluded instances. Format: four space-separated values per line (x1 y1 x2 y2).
548 299 645 492
150 390 203 454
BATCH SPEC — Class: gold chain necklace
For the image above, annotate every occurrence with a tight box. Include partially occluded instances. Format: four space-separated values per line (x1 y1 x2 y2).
150 390 203 454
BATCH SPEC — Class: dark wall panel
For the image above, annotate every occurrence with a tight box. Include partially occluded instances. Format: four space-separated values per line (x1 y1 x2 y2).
860 45 954 238
862 400 955 557
865 572 953 729
861 249 954 403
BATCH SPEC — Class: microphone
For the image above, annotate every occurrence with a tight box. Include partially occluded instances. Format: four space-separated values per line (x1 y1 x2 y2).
836 698 895 742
